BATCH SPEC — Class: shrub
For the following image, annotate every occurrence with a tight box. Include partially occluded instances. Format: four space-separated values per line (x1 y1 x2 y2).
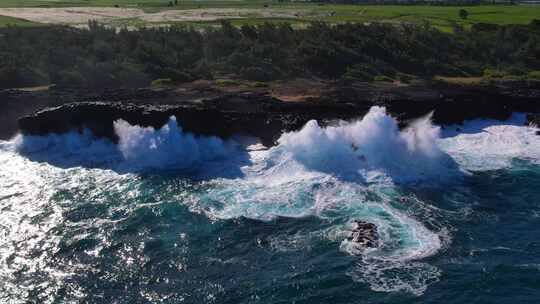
192 60 214 80
526 71 540 80
115 65 151 88
216 79 241 87
54 70 86 88
471 23 500 32
159 68 194 83
344 64 378 82
0 67 49 88
373 75 394 82
459 9 469 20
250 81 269 88
151 78 174 87
241 67 272 82
483 69 508 79
1 21 540 88
396 72 415 84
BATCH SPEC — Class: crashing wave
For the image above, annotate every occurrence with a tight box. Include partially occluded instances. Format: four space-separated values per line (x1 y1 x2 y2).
5 106 540 296
13 116 234 172
114 117 230 170
274 106 459 183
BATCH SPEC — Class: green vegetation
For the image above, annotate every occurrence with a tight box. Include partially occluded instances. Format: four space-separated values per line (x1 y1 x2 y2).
151 78 174 87
459 8 469 20
528 71 540 80
216 79 242 87
1 19 539 89
2 2 537 89
0 2 539 32
0 16 41 27
373 75 395 82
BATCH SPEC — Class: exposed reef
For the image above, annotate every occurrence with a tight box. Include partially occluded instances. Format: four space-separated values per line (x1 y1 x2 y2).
346 220 379 249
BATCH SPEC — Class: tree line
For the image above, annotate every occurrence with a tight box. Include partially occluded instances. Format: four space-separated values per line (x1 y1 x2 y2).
1 19 539 89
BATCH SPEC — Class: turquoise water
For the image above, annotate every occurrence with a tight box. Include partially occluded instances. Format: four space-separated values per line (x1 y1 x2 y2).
1 107 539 303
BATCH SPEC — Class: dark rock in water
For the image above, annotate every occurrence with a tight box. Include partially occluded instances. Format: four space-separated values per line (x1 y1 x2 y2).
346 220 378 249
527 114 540 127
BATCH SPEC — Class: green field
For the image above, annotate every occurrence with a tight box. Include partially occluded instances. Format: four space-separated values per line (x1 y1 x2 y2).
186 4 540 31
155 4 540 32
0 15 41 27
0 1 539 31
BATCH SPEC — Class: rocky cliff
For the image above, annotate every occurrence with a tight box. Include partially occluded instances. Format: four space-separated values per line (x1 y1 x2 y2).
14 81 540 146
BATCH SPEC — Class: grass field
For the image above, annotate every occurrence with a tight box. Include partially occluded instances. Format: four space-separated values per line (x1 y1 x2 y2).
0 15 41 27
0 1 539 31
184 4 540 31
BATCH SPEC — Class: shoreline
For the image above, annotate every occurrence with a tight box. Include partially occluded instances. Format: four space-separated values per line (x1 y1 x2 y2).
6 80 540 146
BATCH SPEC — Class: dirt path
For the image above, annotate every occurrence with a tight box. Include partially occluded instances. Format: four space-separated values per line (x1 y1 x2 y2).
0 7 310 26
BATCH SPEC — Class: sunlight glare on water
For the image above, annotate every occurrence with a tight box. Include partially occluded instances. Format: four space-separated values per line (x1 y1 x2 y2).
1 107 540 303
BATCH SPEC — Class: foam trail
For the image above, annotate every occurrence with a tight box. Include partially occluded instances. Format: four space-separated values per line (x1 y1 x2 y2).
197 169 444 295
439 114 540 171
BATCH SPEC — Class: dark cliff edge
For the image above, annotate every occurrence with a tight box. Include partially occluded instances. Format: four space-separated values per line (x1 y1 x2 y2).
17 98 364 147
13 82 540 147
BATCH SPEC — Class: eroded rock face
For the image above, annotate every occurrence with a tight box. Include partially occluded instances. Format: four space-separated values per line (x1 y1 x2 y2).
346 220 379 249
17 97 365 147
14 82 540 145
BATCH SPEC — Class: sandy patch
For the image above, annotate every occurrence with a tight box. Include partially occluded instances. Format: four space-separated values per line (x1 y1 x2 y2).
0 7 309 26
0 8 142 25
270 79 326 102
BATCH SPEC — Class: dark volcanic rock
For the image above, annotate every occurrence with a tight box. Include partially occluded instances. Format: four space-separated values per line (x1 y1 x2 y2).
528 113 540 126
15 82 540 145
346 220 379 249
382 84 540 125
18 95 365 147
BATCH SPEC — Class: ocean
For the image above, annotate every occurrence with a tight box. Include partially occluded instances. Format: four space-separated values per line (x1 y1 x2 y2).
1 106 539 303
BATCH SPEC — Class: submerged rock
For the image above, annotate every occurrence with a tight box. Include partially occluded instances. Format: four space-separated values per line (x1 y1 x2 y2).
528 113 540 127
346 220 379 249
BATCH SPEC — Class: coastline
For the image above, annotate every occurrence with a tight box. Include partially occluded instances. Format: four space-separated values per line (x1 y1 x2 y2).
5 79 540 146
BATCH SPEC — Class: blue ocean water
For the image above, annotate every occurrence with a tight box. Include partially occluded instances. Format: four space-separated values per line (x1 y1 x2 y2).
1 107 539 303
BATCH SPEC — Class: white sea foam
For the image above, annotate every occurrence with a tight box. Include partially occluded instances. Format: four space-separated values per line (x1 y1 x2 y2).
275 106 458 184
6 108 453 267
5 106 540 296
13 129 120 165
114 117 229 170
348 259 441 296
12 116 233 171
195 108 447 287
438 114 540 171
